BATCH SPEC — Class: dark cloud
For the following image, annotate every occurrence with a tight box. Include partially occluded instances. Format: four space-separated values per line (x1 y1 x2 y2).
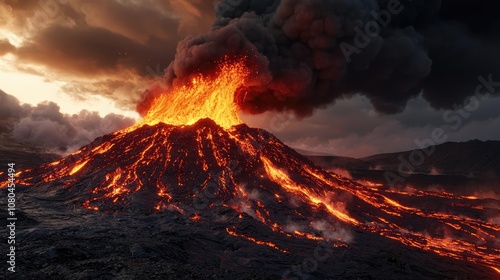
17 24 177 77
244 94 500 157
77 0 217 41
139 0 500 118
0 90 22 118
438 0 500 35
78 1 180 44
9 0 217 78
60 79 147 110
2 0 38 10
0 90 134 153
0 89 24 131
2 0 216 108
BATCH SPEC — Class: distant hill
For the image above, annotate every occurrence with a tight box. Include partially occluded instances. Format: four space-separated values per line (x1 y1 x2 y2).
290 147 334 156
360 140 500 176
300 140 500 176
0 133 61 169
306 155 373 171
300 140 500 195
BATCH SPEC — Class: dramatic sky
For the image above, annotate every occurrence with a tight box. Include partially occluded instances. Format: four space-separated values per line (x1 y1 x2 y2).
1 0 499 157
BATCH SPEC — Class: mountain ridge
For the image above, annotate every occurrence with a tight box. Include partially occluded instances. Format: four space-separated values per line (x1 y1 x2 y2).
302 139 500 176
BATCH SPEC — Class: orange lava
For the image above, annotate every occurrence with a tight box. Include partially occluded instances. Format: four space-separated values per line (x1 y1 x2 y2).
134 58 250 129
190 213 201 221
226 227 289 253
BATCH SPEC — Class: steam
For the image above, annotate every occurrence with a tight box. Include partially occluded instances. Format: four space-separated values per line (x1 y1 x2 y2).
283 220 353 244
139 0 500 117
311 220 353 243
0 90 134 153
331 168 352 180
284 221 306 233
429 167 441 175
0 90 23 131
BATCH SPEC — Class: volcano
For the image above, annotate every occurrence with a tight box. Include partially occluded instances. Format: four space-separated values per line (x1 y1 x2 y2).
13 117 500 278
5 59 500 279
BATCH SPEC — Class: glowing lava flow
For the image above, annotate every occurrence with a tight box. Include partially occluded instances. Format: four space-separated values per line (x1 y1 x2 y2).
134 58 250 130
226 227 289 253
261 156 359 226
306 171 500 273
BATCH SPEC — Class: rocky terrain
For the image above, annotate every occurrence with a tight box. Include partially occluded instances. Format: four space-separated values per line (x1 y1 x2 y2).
1 184 498 280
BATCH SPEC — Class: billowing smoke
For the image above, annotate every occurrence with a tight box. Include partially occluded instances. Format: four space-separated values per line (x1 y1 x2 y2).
311 219 353 243
0 90 134 153
0 90 23 131
138 0 500 117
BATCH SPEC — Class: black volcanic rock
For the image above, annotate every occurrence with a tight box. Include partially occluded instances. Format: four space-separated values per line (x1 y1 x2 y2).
0 133 61 169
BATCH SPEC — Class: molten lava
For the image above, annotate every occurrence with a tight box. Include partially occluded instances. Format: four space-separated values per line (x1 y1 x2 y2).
136 58 250 129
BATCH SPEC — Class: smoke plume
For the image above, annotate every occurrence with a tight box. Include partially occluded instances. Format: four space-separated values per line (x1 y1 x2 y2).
138 0 500 117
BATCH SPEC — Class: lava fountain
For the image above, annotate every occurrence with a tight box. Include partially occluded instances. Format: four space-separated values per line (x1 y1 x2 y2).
135 57 251 130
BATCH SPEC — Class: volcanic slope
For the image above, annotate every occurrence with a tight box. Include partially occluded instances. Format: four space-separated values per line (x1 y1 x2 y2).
11 118 500 278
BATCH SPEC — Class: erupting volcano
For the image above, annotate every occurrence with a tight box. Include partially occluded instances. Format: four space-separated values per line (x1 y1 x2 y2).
9 58 500 278
136 58 251 129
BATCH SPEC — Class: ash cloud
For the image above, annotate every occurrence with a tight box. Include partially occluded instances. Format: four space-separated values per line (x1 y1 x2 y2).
0 90 134 153
140 0 500 117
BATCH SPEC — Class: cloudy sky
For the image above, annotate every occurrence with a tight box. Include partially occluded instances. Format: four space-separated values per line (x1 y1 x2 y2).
1 0 499 157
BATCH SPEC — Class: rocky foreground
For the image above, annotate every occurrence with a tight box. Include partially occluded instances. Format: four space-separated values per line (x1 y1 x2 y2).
1 185 497 280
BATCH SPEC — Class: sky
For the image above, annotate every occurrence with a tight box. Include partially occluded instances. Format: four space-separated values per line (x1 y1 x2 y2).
1 0 499 157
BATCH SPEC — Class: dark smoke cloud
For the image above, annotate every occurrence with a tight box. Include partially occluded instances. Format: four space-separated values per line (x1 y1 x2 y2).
139 0 500 117
0 90 134 153
0 90 23 132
